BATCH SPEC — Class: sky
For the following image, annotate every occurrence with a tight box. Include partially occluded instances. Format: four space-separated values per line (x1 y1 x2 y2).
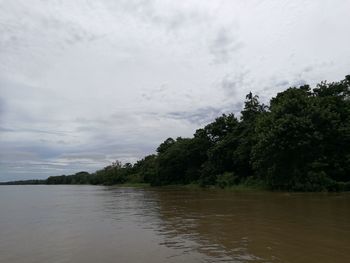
1 0 350 181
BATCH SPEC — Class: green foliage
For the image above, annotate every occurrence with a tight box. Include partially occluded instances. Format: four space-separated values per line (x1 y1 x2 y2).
195 113 238 143
0 179 46 185
46 171 92 184
216 172 239 188
154 137 208 185
132 155 158 183
252 76 350 191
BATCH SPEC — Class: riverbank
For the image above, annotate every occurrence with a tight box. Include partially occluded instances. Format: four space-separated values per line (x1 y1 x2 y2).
2 178 350 192
109 181 269 192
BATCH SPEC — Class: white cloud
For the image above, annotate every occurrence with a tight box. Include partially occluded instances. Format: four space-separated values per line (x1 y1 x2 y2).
1 0 350 180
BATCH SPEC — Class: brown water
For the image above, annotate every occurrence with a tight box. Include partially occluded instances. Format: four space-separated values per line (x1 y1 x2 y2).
0 186 349 263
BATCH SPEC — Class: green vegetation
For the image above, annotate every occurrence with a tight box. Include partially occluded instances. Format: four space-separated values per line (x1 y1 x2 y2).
2 76 350 191
0 179 46 185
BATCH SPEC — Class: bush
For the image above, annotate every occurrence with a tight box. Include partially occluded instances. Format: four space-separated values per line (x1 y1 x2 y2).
216 172 239 188
294 171 334 191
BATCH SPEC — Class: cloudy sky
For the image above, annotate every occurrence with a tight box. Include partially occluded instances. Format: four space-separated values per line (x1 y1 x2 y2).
1 0 349 181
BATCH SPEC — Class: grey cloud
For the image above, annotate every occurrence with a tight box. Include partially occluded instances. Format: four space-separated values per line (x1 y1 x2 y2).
56 140 70 145
303 65 314 73
152 9 211 33
260 76 308 103
58 153 107 162
112 0 211 33
0 126 14 132
73 142 156 165
275 80 290 88
141 83 169 102
221 71 250 97
0 150 39 163
0 97 5 118
268 74 309 91
0 160 99 181
210 28 244 64
165 103 242 126
4 145 61 160
1 127 72 136
1 3 101 52
290 79 307 87
0 146 111 181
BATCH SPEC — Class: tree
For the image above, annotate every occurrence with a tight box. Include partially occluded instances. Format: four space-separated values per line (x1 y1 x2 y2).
132 155 158 183
252 77 350 190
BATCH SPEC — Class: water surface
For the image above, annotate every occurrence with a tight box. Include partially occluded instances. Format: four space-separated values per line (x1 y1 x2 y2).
0 186 349 262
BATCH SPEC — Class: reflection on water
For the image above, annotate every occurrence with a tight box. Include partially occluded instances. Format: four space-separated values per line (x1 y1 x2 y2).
0 186 349 263
153 189 350 262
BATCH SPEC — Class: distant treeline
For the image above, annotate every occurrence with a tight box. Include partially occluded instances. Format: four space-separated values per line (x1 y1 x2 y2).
2 76 350 191
0 179 46 185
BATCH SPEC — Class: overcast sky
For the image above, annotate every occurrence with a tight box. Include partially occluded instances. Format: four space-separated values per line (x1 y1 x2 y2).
1 0 350 181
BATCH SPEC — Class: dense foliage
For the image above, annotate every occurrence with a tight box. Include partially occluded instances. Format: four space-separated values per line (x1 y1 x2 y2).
3 76 350 191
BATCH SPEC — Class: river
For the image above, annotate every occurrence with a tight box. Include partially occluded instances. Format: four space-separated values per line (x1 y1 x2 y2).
0 185 349 263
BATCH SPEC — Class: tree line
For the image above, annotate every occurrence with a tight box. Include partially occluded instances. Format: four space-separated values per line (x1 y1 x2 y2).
2 76 350 191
